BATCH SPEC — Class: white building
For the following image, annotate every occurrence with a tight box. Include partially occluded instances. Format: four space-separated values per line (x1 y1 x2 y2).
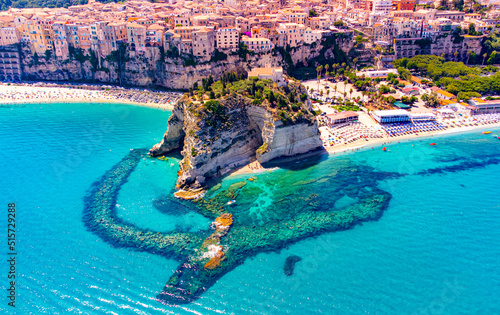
372 109 410 123
372 0 393 15
304 28 327 44
466 99 500 115
356 69 398 78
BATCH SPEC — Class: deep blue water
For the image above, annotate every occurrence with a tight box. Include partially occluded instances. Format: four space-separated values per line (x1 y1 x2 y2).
1 102 499 314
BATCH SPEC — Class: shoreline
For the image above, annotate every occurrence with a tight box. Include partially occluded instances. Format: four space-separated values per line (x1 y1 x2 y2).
229 122 500 177
0 84 179 110
326 121 500 154
0 97 175 110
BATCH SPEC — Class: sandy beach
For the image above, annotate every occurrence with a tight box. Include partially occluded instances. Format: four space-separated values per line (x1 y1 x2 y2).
0 84 181 110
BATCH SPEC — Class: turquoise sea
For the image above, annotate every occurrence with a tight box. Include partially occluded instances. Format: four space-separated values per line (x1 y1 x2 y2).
1 102 499 314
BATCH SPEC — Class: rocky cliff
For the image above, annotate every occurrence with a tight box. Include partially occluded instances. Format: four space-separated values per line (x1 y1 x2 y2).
150 78 322 189
19 32 353 89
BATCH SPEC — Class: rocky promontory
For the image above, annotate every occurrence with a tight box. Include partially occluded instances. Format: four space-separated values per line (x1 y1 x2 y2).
150 73 323 190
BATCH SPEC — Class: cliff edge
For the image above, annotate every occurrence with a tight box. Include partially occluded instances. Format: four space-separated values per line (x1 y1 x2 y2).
150 74 322 189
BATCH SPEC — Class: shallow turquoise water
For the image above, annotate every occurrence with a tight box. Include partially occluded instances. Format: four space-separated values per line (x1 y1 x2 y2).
1 103 499 314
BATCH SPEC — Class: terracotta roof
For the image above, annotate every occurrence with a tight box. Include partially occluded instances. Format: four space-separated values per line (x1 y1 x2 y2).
147 24 164 30
197 27 213 33
411 76 422 83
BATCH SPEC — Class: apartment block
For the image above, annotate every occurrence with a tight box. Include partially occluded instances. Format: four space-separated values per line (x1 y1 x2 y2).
216 27 239 50
192 27 215 57
278 23 305 47
241 35 273 52
127 22 146 53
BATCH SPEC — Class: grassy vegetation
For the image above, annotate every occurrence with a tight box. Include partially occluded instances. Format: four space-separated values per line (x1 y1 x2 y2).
332 104 361 112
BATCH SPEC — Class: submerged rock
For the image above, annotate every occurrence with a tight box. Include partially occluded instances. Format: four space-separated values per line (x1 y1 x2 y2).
228 181 247 191
174 188 205 200
284 255 302 276
85 149 393 305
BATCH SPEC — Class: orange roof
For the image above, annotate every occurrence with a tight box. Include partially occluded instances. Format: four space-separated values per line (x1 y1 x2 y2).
436 89 455 98
440 99 456 105
411 76 422 84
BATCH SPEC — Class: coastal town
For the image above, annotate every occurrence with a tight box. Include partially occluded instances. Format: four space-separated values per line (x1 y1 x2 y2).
0 0 500 160
0 0 499 69
2 0 500 311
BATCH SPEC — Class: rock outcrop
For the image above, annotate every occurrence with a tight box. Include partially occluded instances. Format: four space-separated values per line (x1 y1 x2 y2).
150 78 322 189
150 102 186 155
258 119 323 163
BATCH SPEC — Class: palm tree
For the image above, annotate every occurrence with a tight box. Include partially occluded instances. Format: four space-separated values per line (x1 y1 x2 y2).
317 65 323 77
349 88 353 99
466 51 471 65
325 64 330 80
352 58 358 71
333 63 339 75
374 57 379 70
482 53 488 65
316 65 323 90
454 51 459 62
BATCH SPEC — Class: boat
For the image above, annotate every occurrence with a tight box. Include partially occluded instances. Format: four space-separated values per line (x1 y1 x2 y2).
430 143 437 146
382 147 387 151
483 131 491 134
227 200 236 205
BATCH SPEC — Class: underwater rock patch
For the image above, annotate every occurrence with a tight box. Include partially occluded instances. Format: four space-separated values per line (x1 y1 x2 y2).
83 149 205 261
153 195 193 216
284 255 302 276
84 150 393 305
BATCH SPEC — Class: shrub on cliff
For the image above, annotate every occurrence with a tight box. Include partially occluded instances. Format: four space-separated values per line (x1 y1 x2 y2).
203 100 228 127
256 143 268 155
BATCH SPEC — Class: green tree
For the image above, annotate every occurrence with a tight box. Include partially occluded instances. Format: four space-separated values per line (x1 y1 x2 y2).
487 51 497 64
309 10 318 17
421 92 440 107
44 49 52 61
468 23 477 36
397 67 411 80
